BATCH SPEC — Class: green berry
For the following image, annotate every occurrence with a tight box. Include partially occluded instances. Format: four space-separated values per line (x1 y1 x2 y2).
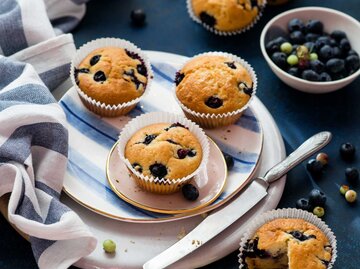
340 185 349 195
316 152 328 166
310 53 318 61
287 55 299 66
103 239 116 253
280 42 293 54
345 190 357 203
313 206 325 218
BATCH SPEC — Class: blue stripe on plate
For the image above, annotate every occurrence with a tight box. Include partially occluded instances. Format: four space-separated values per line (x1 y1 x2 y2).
68 147 163 218
151 64 174 83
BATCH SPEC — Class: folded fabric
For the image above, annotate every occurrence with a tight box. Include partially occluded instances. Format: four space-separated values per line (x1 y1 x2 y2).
0 0 97 269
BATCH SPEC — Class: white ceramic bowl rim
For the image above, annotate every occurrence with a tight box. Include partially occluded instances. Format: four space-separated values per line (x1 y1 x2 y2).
260 6 360 86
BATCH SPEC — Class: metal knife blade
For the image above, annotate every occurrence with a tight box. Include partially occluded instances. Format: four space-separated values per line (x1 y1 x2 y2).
143 131 332 269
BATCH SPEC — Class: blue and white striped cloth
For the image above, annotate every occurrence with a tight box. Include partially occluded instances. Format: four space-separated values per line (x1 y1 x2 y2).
0 1 96 269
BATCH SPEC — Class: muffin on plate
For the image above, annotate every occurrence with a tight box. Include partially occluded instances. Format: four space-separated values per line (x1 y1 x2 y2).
188 0 266 34
117 112 209 194
241 218 332 269
125 123 203 181
239 209 337 269
71 38 152 117
175 52 256 128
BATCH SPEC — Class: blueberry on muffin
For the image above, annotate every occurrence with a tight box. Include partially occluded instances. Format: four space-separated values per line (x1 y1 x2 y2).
75 47 148 105
175 55 253 114
191 0 265 32
241 218 332 269
124 123 203 180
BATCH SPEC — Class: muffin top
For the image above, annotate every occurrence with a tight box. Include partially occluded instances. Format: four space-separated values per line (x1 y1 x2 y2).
242 218 332 269
191 0 264 32
125 123 203 180
75 47 148 105
175 55 253 114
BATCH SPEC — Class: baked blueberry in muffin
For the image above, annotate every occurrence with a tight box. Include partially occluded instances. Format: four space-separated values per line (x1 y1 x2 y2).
191 0 265 32
241 218 332 269
75 47 148 105
175 55 253 114
124 123 203 180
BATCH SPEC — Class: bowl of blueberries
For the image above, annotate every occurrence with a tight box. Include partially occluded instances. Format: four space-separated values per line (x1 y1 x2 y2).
260 7 360 93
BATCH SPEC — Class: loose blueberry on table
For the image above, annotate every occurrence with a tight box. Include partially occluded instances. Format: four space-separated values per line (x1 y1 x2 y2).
130 9 146 26
182 183 199 201
340 142 356 161
266 18 360 82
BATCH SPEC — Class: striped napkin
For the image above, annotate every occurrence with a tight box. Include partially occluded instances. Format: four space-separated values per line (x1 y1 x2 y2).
0 1 96 269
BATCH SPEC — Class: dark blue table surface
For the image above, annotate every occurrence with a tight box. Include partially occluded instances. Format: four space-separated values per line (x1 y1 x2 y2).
1 0 359 268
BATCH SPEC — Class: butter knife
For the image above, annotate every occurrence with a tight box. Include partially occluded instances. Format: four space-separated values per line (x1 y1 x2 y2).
143 131 332 269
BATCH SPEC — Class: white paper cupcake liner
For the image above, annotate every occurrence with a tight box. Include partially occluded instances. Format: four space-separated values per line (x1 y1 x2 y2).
174 51 258 129
117 112 210 194
70 37 153 117
238 208 337 269
186 0 267 36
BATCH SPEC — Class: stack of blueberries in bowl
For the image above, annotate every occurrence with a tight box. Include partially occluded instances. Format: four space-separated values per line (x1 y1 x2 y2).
260 7 360 93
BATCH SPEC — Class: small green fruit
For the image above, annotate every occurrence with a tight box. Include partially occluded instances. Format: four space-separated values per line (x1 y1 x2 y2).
310 53 318 61
313 206 325 218
287 55 299 66
103 239 116 253
340 185 349 195
345 190 357 203
280 42 293 54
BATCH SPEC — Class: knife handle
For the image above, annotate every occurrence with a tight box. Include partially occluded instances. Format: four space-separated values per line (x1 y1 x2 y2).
264 131 332 184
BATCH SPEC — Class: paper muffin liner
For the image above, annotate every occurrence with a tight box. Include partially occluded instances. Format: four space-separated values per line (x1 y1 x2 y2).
174 51 257 129
238 208 337 269
117 111 210 194
186 0 266 36
70 37 153 117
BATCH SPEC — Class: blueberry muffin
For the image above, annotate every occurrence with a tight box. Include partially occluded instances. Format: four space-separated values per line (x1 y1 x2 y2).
241 218 332 269
75 47 148 105
190 0 265 32
125 123 203 182
175 55 253 115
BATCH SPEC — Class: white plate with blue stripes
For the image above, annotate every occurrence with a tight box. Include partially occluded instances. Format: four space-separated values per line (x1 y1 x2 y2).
60 52 263 223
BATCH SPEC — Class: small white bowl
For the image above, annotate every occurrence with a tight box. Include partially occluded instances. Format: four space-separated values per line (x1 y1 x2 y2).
260 7 360 94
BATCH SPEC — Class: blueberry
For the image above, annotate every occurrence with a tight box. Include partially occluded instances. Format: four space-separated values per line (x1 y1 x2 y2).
345 167 359 182
348 49 359 57
137 64 147 76
149 163 167 178
319 45 333 61
345 55 360 73
90 55 101 66
288 18 305 32
93 71 106 82
330 30 347 41
223 153 234 170
271 52 287 69
199 11 216 28
319 72 332 81
306 20 324 34
305 33 320 42
289 231 315 241
288 67 300 77
326 58 345 74
340 38 351 52
225 62 236 69
289 30 305 45
266 37 288 54
306 159 323 174
130 9 146 26
77 68 90 74
132 163 143 173
296 198 313 211
174 72 185 86
238 82 253 96
187 150 196 157
182 184 199 201
166 139 179 145
332 46 343 58
165 122 188 130
310 60 325 73
177 149 190 159
302 70 320 81
205 96 223 109
304 42 315 52
309 189 327 207
314 36 331 51
143 134 157 145
332 72 346 80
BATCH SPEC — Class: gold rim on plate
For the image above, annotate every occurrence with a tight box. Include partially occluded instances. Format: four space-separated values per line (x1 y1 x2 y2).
106 137 228 215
